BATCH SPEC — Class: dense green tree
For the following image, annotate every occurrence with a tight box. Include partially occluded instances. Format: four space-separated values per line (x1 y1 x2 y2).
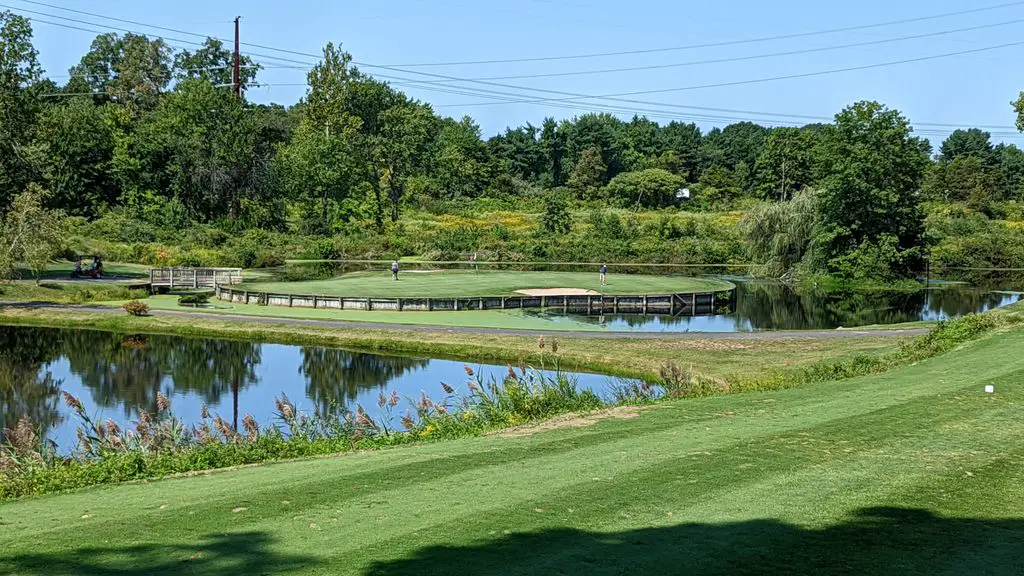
34 98 117 216
568 146 606 197
540 117 567 186
0 11 43 211
68 33 172 110
815 101 931 277
603 168 685 209
922 155 1004 206
487 124 546 181
433 116 490 199
995 143 1024 200
700 121 768 174
540 191 572 235
938 128 996 165
695 165 742 209
660 121 702 178
563 113 624 179
144 79 277 222
753 127 819 200
375 101 439 223
173 38 259 89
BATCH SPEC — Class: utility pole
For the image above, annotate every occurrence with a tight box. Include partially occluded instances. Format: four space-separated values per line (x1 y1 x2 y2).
780 159 787 202
233 16 241 98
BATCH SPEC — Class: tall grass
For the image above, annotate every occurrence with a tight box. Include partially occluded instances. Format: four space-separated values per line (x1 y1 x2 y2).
0 346 601 500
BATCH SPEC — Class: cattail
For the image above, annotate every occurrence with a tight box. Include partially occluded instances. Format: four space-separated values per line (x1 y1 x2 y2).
538 336 546 350
200 403 209 419
355 406 374 428
436 404 448 415
62 391 84 412
401 412 416 430
467 380 479 393
5 415 38 456
463 365 474 377
156 391 171 413
551 339 559 354
242 414 259 442
213 416 234 439
93 421 106 440
138 410 151 426
441 382 455 395
76 428 90 452
518 356 527 376
418 391 434 411
275 396 295 420
388 390 401 408
377 390 388 409
105 419 121 438
507 366 517 382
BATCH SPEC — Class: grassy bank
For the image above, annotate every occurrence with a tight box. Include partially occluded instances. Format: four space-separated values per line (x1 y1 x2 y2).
236 270 733 297
0 306 900 385
2 324 1021 574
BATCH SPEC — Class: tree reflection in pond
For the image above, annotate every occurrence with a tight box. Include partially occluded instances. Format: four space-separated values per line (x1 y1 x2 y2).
300 347 429 417
0 329 63 442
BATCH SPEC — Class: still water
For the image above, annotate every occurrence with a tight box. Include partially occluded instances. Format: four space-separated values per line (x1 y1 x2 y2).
0 327 621 451
529 282 1023 332
272 263 1023 331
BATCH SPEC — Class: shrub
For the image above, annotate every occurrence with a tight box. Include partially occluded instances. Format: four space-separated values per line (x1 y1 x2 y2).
177 293 211 307
122 300 149 316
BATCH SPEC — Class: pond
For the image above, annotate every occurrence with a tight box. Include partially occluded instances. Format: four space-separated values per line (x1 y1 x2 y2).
518 282 1023 332
268 263 1023 331
0 326 624 452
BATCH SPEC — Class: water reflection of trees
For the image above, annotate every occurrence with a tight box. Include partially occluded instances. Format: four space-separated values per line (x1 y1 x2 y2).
300 348 429 417
560 283 1019 330
60 332 261 419
0 328 64 441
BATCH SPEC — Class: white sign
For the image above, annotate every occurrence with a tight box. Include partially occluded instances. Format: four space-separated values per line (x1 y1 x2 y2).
676 188 691 200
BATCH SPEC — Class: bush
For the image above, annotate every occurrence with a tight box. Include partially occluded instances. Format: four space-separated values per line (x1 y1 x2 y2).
122 300 149 316
177 293 211 306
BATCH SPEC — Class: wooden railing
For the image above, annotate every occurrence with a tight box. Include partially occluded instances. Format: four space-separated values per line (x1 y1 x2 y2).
150 267 243 289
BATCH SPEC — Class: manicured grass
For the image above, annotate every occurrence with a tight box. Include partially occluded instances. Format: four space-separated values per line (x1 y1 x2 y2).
2 328 1021 575
0 281 147 304
237 270 734 298
107 295 634 331
0 306 897 384
33 260 151 279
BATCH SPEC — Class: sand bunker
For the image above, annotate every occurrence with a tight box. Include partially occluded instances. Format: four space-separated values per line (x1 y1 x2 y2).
514 288 602 296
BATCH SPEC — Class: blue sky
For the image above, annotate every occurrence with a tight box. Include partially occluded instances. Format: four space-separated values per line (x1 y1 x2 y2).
12 0 1024 145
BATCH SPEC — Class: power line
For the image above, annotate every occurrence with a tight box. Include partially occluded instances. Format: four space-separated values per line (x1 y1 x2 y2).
378 0 1024 66
13 4 1022 134
462 18 1024 82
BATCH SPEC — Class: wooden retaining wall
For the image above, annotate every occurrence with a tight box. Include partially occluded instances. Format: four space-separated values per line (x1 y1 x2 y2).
215 286 733 316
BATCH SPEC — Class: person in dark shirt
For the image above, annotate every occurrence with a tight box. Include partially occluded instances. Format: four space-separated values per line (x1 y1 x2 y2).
391 260 399 281
599 264 608 286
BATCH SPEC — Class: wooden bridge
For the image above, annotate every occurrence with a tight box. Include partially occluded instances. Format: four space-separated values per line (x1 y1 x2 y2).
150 267 243 290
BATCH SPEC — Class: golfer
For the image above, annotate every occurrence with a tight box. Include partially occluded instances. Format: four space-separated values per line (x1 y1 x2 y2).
391 260 399 281
599 263 608 286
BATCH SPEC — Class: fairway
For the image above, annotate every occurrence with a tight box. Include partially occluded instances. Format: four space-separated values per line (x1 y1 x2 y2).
2 328 1022 575
236 270 733 298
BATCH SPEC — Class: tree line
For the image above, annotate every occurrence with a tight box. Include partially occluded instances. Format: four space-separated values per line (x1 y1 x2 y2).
3 11 1024 279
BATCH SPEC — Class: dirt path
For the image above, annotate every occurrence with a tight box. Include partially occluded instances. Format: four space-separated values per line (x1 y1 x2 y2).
0 301 930 340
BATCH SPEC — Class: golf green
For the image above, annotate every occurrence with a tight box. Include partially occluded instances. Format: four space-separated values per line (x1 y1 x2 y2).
236 270 733 298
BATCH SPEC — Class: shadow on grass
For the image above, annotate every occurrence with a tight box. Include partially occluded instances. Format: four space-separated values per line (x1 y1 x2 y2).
0 531 315 576
365 507 1024 576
